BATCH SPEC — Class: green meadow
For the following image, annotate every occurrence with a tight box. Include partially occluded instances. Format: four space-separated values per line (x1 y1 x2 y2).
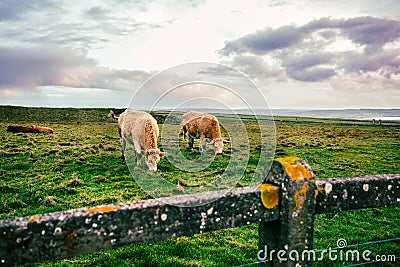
0 106 399 266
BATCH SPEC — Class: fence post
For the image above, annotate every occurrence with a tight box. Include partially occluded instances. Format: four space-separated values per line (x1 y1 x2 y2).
258 157 316 267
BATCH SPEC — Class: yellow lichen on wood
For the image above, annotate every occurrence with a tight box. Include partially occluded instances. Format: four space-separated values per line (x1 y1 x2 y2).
315 183 324 197
258 184 279 209
28 215 39 223
275 156 312 181
86 205 121 213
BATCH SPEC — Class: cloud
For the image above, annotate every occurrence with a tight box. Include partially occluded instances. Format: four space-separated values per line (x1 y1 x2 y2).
0 47 151 91
0 1 163 51
221 16 400 55
304 16 400 52
339 49 400 74
111 0 154 12
344 16 399 50
220 16 400 87
220 25 306 55
84 5 162 36
330 72 400 91
0 4 105 49
85 6 109 20
282 53 334 69
231 55 282 77
281 53 336 82
198 64 244 77
0 0 58 21
286 67 337 82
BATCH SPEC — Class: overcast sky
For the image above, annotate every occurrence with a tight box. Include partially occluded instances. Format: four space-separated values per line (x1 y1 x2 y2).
0 0 399 109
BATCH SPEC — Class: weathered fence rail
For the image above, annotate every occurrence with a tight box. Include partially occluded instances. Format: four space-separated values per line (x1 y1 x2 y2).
1 157 399 266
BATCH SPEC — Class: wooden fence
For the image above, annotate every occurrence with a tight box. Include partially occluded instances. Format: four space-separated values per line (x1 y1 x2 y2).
1 157 399 266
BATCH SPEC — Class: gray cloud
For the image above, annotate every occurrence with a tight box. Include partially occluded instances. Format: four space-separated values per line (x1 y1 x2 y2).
281 53 336 81
221 25 306 55
0 47 150 91
286 67 337 82
0 3 105 49
305 16 400 52
0 1 163 51
220 16 400 86
221 16 400 55
22 24 110 48
0 0 58 21
198 65 243 77
111 0 154 12
84 4 162 35
339 49 400 74
282 53 334 70
85 6 109 20
230 55 283 78
342 17 400 50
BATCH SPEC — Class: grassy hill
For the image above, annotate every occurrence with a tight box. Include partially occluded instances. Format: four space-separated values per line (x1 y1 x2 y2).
1 106 399 266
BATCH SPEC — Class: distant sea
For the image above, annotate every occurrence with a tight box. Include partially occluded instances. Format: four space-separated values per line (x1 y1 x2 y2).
170 108 400 121
269 109 400 121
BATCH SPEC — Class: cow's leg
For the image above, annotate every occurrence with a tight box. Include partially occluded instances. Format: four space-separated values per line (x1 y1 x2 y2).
182 126 187 140
134 143 142 165
199 135 207 152
188 135 194 150
121 138 126 160
135 151 142 165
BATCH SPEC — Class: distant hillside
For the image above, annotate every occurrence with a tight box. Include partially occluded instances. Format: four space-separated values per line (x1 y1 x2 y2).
0 106 126 123
0 106 174 124
1 105 399 123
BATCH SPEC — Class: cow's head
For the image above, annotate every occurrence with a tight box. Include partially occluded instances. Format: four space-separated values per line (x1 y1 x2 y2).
209 138 229 154
142 148 166 171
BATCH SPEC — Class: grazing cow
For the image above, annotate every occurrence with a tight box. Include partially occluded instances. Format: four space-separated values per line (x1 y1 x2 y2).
6 125 53 134
181 111 217 141
118 109 165 171
181 111 216 128
107 110 119 121
182 111 228 154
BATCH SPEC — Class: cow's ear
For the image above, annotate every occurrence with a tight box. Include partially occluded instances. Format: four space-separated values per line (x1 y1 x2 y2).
223 139 230 143
159 151 166 157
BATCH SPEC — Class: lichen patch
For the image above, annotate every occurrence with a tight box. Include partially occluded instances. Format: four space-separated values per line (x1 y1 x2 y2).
258 184 279 209
28 215 39 223
86 205 121 213
275 156 312 181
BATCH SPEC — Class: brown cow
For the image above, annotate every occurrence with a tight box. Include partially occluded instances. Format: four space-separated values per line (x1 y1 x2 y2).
181 111 216 127
6 125 53 133
182 112 228 154
115 109 165 171
181 111 216 141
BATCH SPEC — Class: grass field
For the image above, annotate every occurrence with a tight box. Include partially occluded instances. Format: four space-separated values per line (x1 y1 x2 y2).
0 106 399 266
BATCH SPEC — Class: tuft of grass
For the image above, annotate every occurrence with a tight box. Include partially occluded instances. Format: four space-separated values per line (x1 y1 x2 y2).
67 173 84 187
